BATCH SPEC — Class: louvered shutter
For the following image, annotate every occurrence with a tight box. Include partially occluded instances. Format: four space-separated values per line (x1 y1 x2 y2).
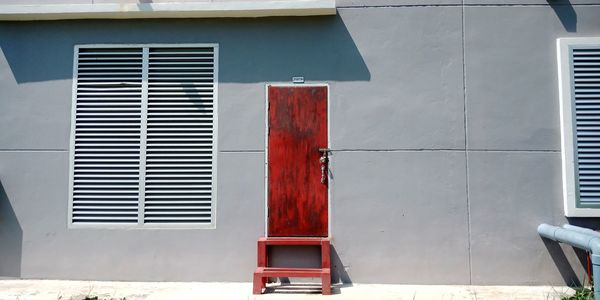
70 45 217 227
71 47 144 224
573 47 600 207
144 47 216 224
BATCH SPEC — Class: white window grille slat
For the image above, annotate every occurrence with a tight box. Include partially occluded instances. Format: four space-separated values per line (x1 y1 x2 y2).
79 78 146 81
145 206 210 210
148 77 214 81
145 169 211 172
145 211 211 216
145 153 212 157
73 206 141 210
76 152 141 156
77 104 142 107
145 174 211 178
70 44 217 227
149 63 214 66
77 125 139 133
144 217 212 222
145 191 211 195
74 186 140 190
144 198 211 202
146 83 213 87
74 211 139 215
76 109 142 113
73 216 139 221
573 74 600 77
147 89 214 93
147 117 213 121
76 113 142 117
76 118 141 122
73 200 140 204
73 174 140 178
78 68 144 71
78 83 142 86
145 166 211 170
78 58 144 61
77 92 144 96
148 51 214 54
145 159 212 162
148 65 214 69
74 180 140 184
78 73 143 76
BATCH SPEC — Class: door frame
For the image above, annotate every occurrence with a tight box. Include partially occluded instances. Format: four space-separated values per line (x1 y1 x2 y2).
264 83 331 238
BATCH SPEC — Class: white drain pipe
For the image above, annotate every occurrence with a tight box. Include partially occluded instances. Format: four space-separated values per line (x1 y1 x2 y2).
563 224 600 238
538 223 600 299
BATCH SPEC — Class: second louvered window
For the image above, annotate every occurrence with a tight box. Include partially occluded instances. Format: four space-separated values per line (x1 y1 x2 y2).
69 44 218 228
558 38 600 217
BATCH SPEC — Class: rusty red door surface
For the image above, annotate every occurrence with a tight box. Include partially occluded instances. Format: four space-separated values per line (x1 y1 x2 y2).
267 85 328 237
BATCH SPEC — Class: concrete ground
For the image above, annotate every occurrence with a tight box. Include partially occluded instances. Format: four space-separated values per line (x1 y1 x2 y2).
0 280 577 300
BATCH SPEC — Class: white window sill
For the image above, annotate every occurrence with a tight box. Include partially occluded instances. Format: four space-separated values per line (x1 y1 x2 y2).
0 0 336 21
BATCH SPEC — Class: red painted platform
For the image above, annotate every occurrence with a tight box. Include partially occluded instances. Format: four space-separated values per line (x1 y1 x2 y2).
253 237 331 295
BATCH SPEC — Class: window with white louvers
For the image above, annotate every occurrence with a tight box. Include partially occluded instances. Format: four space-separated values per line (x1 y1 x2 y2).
69 44 218 228
558 38 600 217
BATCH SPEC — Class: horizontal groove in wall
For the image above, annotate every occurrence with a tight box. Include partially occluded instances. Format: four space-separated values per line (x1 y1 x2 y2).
331 149 560 153
338 5 461 8
338 4 600 8
219 150 263 153
192 149 560 153
0 149 559 153
0 149 68 152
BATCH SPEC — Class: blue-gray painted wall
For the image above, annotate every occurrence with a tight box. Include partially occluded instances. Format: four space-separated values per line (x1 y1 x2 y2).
1 1 600 285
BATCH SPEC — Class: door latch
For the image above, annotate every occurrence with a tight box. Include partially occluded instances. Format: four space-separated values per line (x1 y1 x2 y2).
319 148 330 184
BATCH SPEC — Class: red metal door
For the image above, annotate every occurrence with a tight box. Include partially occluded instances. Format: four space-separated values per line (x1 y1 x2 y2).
267 85 328 237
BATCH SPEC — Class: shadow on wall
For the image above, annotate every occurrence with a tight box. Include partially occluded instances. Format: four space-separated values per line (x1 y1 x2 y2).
548 0 577 32
0 181 22 278
330 245 352 285
0 14 370 84
542 238 583 287
267 244 352 285
566 218 600 230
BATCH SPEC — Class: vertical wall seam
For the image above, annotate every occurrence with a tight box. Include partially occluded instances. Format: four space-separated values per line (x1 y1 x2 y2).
461 0 473 285
137 47 149 226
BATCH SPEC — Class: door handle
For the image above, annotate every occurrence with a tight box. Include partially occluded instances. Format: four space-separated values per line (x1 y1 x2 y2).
319 148 330 184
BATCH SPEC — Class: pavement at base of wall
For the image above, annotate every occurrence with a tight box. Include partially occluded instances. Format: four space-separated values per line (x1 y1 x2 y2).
0 280 577 300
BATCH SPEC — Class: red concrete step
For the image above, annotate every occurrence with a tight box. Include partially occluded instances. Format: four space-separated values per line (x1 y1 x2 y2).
253 237 332 295
255 267 329 277
258 237 329 246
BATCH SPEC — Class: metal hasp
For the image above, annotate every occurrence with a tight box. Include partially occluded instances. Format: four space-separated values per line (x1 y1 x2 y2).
538 223 600 299
319 148 330 184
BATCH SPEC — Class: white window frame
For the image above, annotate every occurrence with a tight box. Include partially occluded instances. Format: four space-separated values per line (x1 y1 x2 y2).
558 37 600 217
68 43 219 229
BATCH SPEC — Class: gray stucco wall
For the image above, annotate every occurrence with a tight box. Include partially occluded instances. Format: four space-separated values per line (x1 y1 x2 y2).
1 1 600 285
